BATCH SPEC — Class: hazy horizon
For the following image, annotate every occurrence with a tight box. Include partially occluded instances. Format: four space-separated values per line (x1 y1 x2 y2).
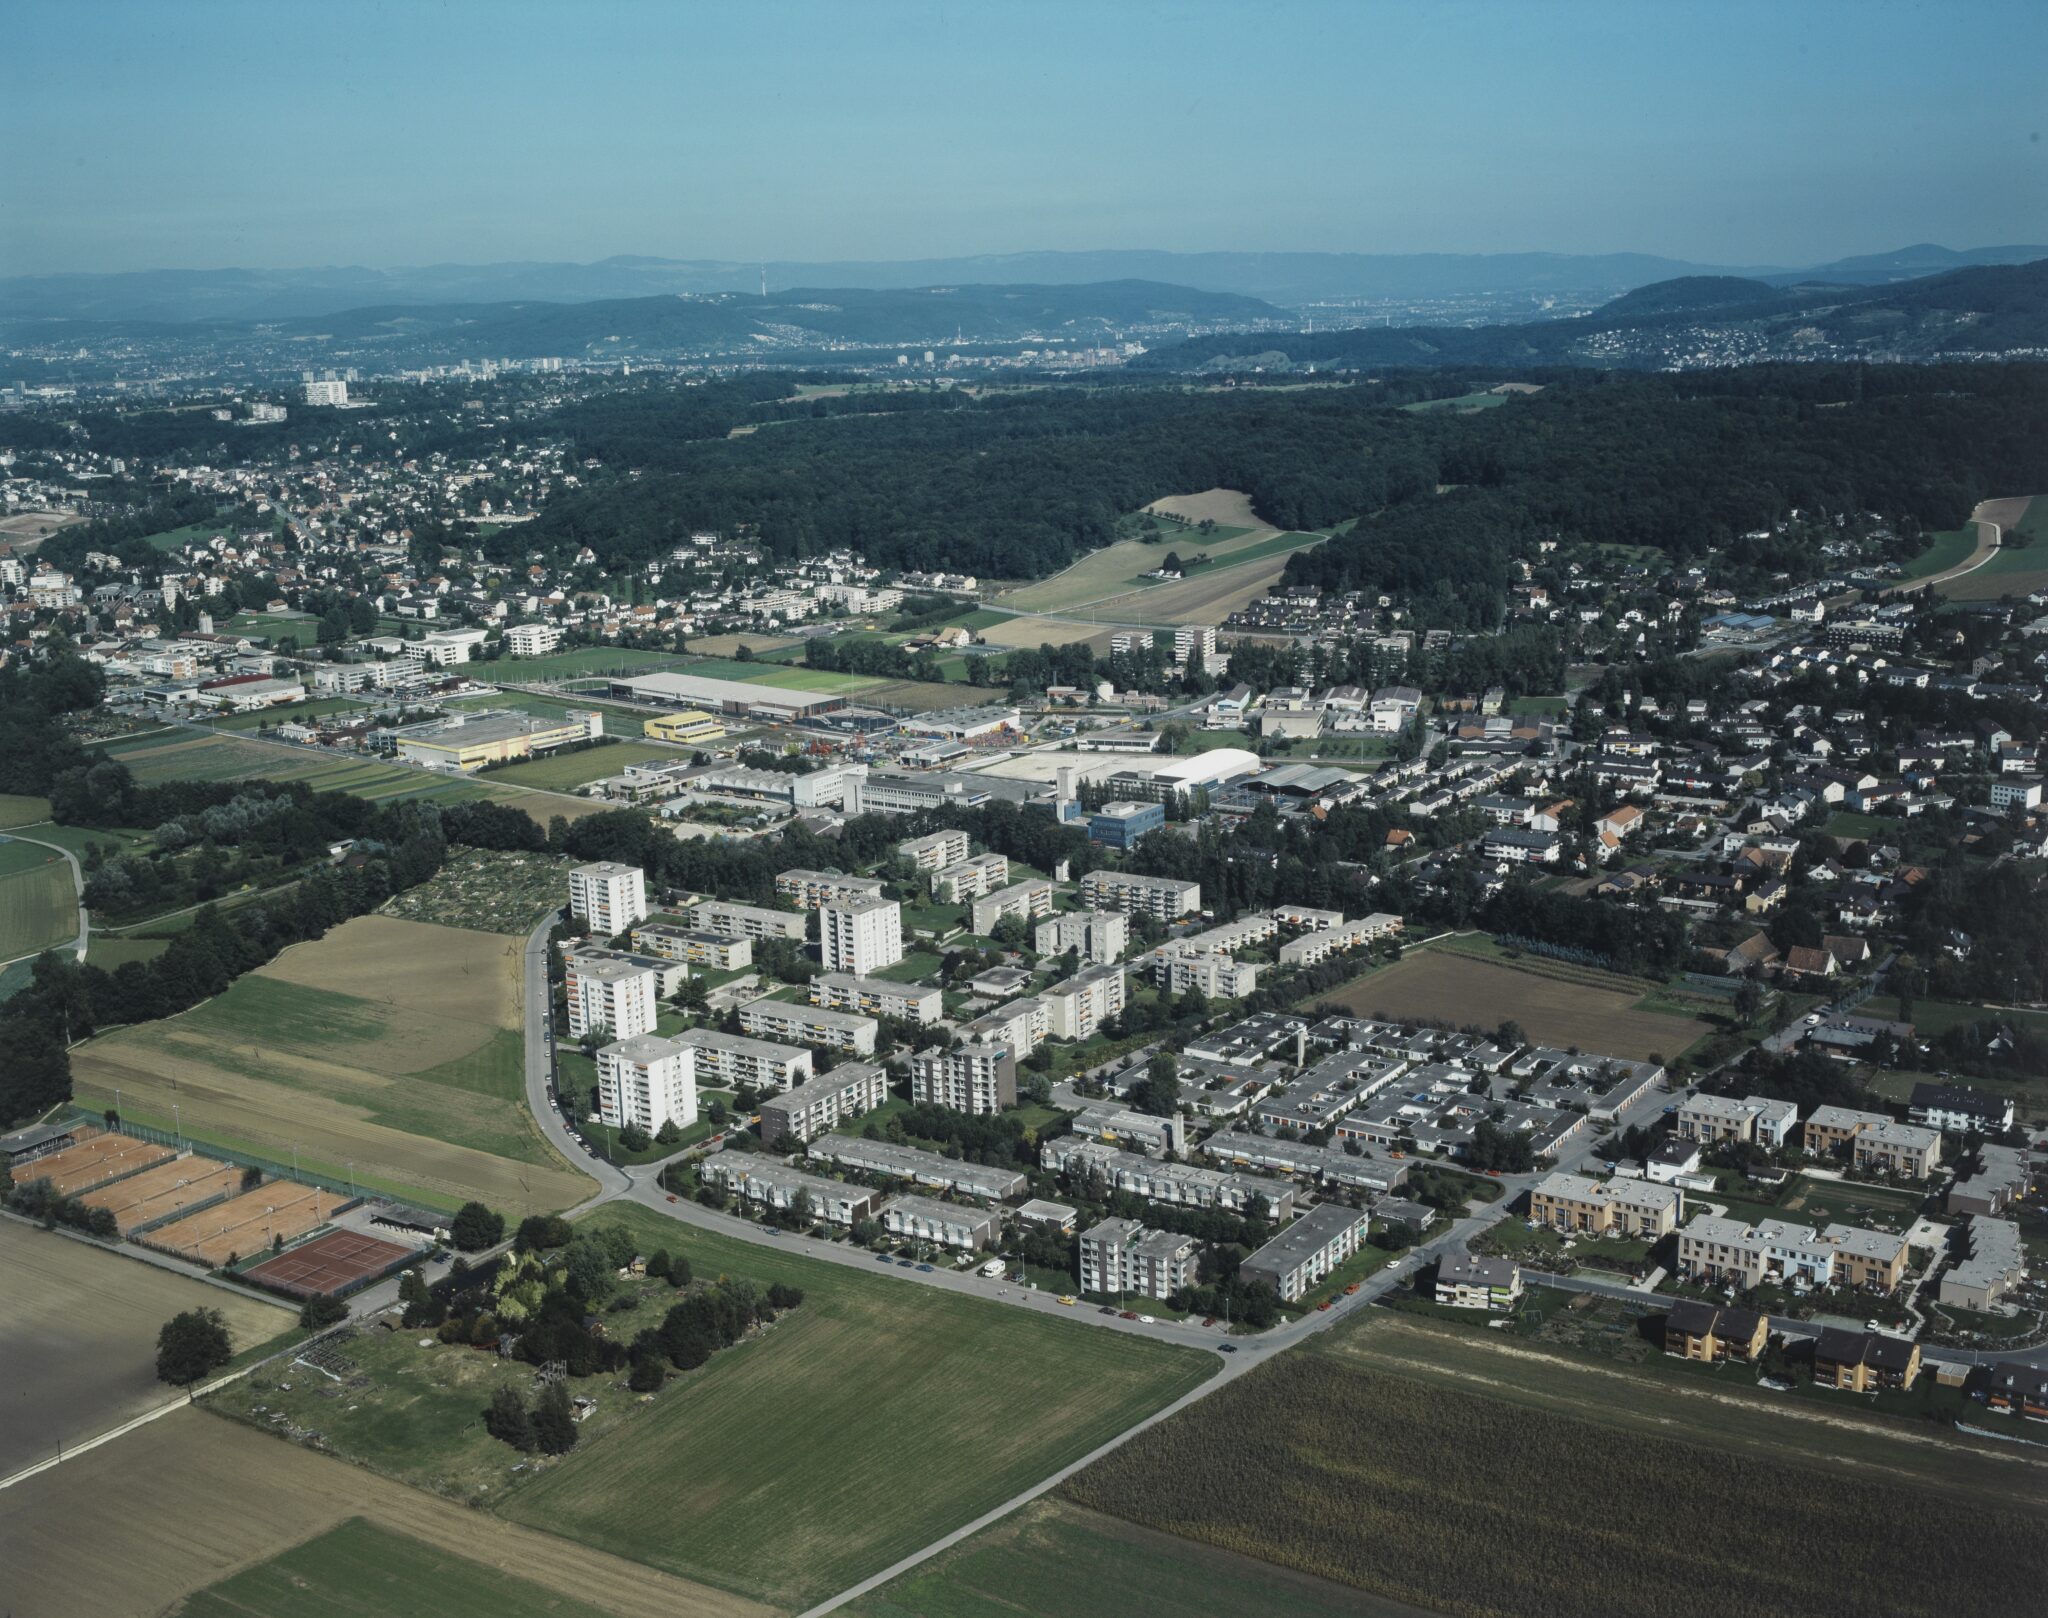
5 0 2045 278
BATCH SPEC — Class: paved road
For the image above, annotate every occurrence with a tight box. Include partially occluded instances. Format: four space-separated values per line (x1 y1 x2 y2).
0 827 87 968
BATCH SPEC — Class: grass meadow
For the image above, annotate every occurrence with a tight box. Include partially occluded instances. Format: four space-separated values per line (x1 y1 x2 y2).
0 837 77 959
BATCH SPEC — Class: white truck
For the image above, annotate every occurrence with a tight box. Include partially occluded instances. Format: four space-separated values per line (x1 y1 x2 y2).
979 1258 1007 1279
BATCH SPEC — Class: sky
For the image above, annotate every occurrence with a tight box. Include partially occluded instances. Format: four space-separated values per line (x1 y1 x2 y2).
4 0 2044 276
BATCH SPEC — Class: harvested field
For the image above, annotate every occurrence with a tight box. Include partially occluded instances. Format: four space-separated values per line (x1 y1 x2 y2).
975 614 1120 653
1313 947 1712 1061
686 632 806 658
0 1408 769 1618
80 1154 245 1232
145 1180 340 1266
861 677 980 711
1081 542 1314 625
1142 488 1277 532
0 1221 292 1477
0 836 77 959
14 1128 174 1196
244 1228 415 1296
70 917 591 1216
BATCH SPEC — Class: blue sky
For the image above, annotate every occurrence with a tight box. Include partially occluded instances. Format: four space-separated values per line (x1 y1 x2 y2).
4 0 2043 274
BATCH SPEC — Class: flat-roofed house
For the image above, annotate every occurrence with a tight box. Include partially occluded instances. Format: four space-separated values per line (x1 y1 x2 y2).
1238 1202 1372 1303
880 1194 1001 1251
758 1062 890 1149
1528 1172 1683 1239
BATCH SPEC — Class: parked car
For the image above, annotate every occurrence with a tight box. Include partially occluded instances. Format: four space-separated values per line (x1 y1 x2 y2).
1056 1295 1077 1306
665 1193 678 1204
1119 1310 1138 1320
1137 1314 1156 1325
916 1263 935 1273
1343 1282 1361 1294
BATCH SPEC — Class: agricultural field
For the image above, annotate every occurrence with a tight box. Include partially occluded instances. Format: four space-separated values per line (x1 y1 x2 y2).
0 792 53 827
0 1219 293 1477
1313 944 1714 1062
974 614 1120 653
0 835 78 959
846 1497 1422 1618
1000 501 1325 618
1399 388 1514 412
1080 541 1322 627
484 738 676 791
380 847 568 933
1944 494 2048 599
0 1409 761 1618
500 1204 1213 1610
686 632 806 658
1064 1313 2048 1618
204 695 371 733
677 657 889 693
69 914 592 1216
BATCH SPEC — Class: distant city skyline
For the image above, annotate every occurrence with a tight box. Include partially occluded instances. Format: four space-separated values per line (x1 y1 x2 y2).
5 0 2044 277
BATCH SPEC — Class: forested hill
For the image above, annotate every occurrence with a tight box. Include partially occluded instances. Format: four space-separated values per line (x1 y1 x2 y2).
1131 258 2048 371
511 363 2048 619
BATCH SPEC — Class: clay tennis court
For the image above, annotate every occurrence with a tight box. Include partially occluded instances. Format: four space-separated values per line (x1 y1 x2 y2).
13 1129 173 1196
78 1154 243 1232
145 1181 339 1265
243 1228 415 1296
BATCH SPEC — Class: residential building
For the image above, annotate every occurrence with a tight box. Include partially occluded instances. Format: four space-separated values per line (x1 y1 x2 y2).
697 900 807 942
740 999 879 1057
1042 1137 1294 1217
759 1062 890 1149
776 868 887 910
504 622 562 656
569 861 648 934
881 1195 1002 1251
1948 1143 2031 1218
910 1043 1016 1114
1079 869 1201 919
959 997 1050 1059
932 853 1010 902
898 828 970 874
1088 800 1165 849
699 1153 880 1227
1675 1214 1911 1294
1813 1327 1921 1392
1939 1216 2026 1312
969 880 1056 936
564 955 657 1041
1435 1251 1522 1311
1159 951 1261 1000
596 1035 696 1133
1040 964 1128 1041
1277 912 1402 967
672 1028 811 1093
1070 1102 1187 1156
807 1135 1028 1200
820 896 904 976
1483 827 1562 864
1078 1217 1199 1301
1238 1203 1372 1302
629 924 751 969
1908 1082 2016 1136
810 973 943 1024
1676 1093 1800 1149
1528 1172 1684 1239
1034 909 1130 967
1661 1299 1768 1364
1850 1119 1944 1179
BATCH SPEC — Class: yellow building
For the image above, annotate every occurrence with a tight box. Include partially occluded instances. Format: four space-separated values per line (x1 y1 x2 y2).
643 710 726 744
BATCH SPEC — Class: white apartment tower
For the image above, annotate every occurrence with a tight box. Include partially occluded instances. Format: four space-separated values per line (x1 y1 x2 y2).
820 896 903 977
569 861 648 936
596 1035 698 1133
565 956 658 1042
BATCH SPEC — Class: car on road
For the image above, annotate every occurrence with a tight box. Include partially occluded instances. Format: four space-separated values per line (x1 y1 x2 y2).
1100 1305 1119 1315
1119 1310 1138 1320
1317 1300 1333 1311
1344 1282 1361 1294
916 1263 935 1273
875 1253 895 1263
665 1193 677 1203
896 1258 914 1267
1202 1316 1218 1326
1220 1343 1238 1353
1057 1295 1076 1306
1137 1314 1156 1325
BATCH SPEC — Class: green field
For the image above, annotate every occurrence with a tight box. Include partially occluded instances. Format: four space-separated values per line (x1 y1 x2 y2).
96 730 490 805
85 933 171 970
205 695 371 732
847 1498 1417 1618
0 793 52 827
502 1204 1214 1609
177 1517 625 1618
495 646 687 680
485 739 676 791
999 522 1308 613
0 837 76 959
226 610 320 642
1400 389 1515 413
1901 523 1980 580
679 657 888 693
138 519 234 554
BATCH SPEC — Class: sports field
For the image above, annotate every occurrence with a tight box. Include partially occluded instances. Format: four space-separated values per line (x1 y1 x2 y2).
0 1409 766 1618
1314 944 1713 1061
0 1219 293 1477
502 1205 1214 1610
69 915 592 1216
846 1497 1422 1618
485 738 675 790
0 836 78 959
244 1229 415 1296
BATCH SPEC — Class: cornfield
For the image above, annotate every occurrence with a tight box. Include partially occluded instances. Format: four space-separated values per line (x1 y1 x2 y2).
1064 1355 2046 1618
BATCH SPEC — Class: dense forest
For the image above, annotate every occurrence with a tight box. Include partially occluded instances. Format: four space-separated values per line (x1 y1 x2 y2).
511 363 2048 617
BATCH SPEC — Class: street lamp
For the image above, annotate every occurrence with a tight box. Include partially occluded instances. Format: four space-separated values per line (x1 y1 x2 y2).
172 1103 181 1148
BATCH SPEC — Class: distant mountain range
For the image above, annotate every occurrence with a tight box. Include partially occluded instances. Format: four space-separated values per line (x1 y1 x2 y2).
1133 259 2048 372
5 243 2043 324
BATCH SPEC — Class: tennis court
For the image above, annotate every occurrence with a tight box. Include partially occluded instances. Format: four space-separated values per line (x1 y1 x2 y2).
243 1228 416 1296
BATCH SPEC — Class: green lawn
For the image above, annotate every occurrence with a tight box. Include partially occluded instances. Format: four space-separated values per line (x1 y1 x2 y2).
1820 810 1888 840
494 646 687 680
225 610 320 643
1900 523 1979 579
176 1517 622 1618
205 695 370 732
1863 996 2048 1039
1508 696 1569 716
503 1204 1214 1610
0 793 52 828
484 740 676 791
0 838 76 959
137 519 235 554
872 949 944 983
